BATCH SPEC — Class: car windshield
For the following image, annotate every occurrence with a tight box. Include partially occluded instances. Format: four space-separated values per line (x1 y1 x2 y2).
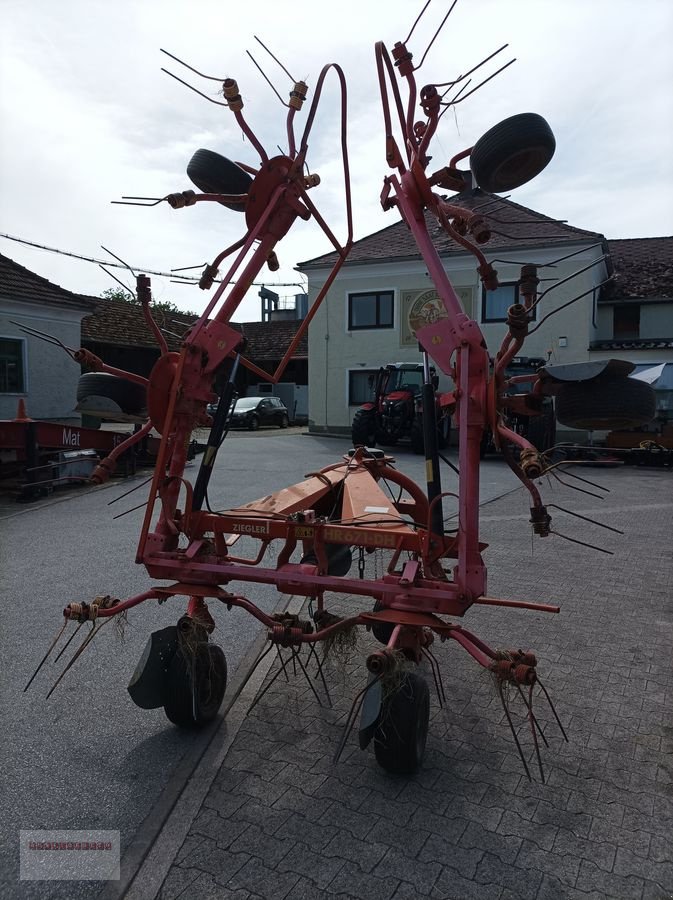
234 398 260 410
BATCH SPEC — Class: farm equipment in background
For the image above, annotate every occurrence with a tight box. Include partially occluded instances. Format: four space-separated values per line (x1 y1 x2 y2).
351 362 454 453
25 6 658 779
480 356 556 456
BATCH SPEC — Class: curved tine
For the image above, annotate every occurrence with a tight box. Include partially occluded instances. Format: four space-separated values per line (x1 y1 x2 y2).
437 44 509 89
528 683 545 783
276 646 290 682
246 51 289 107
422 645 446 705
116 196 166 206
11 322 79 360
530 257 609 311
293 648 328 708
160 48 226 82
498 682 532 781
515 684 549 748
246 644 293 715
99 265 135 298
161 68 228 106
448 58 516 106
23 620 68 692
253 36 296 83
101 245 136 276
537 677 569 742
546 463 610 492
528 279 613 335
413 0 459 71
547 468 606 500
404 0 432 44
547 503 624 534
53 621 84 663
334 674 382 764
550 529 614 555
46 619 111 699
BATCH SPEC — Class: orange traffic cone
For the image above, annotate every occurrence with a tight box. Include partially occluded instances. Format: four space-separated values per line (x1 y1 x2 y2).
13 399 32 422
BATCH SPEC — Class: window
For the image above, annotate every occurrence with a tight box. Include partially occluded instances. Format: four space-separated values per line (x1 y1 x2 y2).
348 291 394 330
481 283 537 324
0 338 25 393
348 369 379 405
613 304 640 339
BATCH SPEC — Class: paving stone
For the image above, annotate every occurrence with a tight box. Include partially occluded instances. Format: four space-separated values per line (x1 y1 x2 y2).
551 829 617 873
576 858 645 900
237 773 289 805
192 809 251 848
515 838 581 887
367 818 430 856
229 824 296 868
566 790 625 827
174 833 206 866
284 877 333 900
496 809 557 852
237 798 292 835
614 847 673 893
409 808 468 844
205 787 250 819
327 860 398 900
431 867 502 899
274 812 339 851
398 782 451 815
178 837 249 882
589 817 651 859
474 851 543 900
459 820 522 865
533 799 592 839
227 858 300 900
420 836 484 879
158 865 201 900
363 791 418 824
323 830 388 873
189 873 253 899
275 841 345 889
272 788 333 823
314 775 371 812
373 847 442 895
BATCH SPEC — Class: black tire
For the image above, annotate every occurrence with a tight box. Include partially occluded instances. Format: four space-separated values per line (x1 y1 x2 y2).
279 414 289 429
186 149 252 211
470 113 556 193
163 643 227 728
555 376 655 430
248 415 259 431
351 408 377 447
77 373 146 414
371 599 395 645
410 419 424 455
374 672 430 774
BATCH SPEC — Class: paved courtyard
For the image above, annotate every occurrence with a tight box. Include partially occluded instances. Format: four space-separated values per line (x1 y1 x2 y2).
147 466 671 900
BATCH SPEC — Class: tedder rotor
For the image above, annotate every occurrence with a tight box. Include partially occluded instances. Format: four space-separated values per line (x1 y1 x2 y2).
25 6 656 780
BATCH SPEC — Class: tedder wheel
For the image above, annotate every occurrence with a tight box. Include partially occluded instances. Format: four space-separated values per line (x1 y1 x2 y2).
77 372 146 415
279 414 289 428
374 671 430 774
351 408 377 447
555 376 656 430
470 113 556 193
248 415 260 431
163 643 227 728
186 149 253 211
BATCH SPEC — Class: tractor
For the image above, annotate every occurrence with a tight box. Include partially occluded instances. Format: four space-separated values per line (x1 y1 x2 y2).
351 363 453 454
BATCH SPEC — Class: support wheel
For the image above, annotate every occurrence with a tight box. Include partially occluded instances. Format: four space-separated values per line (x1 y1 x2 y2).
351 408 377 447
374 672 430 774
186 149 252 211
163 643 227 728
470 113 556 193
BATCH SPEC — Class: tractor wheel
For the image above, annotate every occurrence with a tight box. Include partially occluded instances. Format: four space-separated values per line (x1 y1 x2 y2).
351 408 377 447
470 113 556 193
77 373 146 415
163 642 227 728
186 149 253 211
525 402 556 452
374 672 430 774
410 420 424 455
555 376 655 430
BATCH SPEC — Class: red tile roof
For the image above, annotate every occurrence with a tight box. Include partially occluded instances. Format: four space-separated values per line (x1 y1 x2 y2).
603 237 673 301
0 252 98 311
298 189 603 269
81 296 199 351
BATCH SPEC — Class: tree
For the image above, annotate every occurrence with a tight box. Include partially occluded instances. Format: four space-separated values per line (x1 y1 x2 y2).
101 287 195 315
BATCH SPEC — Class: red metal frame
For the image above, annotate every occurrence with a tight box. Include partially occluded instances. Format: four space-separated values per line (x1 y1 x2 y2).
49 31 565 718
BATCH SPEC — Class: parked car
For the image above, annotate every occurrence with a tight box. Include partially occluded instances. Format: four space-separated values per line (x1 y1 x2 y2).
228 396 290 430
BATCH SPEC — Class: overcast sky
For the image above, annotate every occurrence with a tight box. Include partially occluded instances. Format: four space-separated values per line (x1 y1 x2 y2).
1 0 672 322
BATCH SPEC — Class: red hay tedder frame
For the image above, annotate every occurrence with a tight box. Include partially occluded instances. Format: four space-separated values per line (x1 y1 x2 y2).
28 7 653 778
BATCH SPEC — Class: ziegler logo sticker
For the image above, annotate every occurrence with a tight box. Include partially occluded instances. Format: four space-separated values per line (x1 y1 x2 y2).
232 522 270 535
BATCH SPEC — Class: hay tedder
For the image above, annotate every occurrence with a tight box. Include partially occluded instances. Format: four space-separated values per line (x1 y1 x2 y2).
26 5 656 779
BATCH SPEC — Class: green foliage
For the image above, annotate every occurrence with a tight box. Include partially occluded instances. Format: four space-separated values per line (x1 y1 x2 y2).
101 287 193 315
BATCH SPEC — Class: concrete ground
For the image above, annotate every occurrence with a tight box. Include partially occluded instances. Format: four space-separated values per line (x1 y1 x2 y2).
118 464 673 900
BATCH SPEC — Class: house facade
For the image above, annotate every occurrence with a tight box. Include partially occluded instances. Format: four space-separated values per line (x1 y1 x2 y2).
298 190 673 436
0 253 97 421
